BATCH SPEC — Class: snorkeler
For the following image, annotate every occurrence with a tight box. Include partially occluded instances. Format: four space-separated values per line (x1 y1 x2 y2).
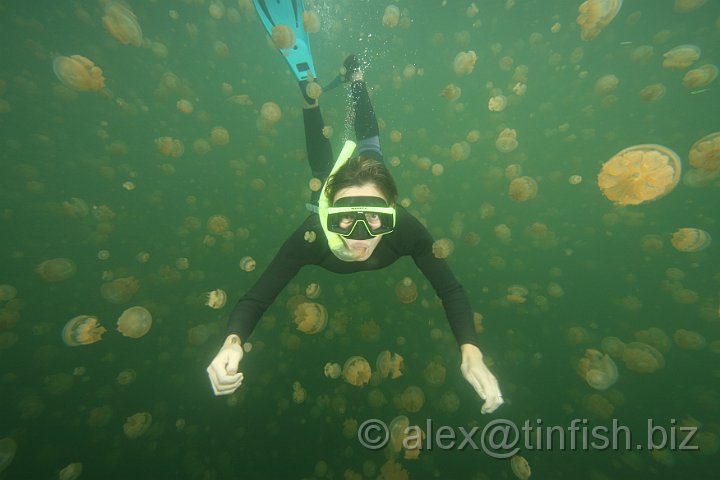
207 0 503 414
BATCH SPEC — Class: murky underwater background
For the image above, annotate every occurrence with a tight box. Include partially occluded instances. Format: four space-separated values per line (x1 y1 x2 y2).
0 0 719 478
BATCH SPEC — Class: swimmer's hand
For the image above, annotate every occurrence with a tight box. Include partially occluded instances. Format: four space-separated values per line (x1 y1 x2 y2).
207 334 244 396
460 344 504 414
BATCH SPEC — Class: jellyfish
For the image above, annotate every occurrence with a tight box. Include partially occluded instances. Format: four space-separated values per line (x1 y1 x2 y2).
367 389 387 407
577 349 618 390
0 284 17 302
675 0 707 12
293 302 327 334
622 342 665 373
496 128 519 153
271 24 294 49
305 283 320 299
453 50 477 76
303 11 320 32
342 356 371 387
440 84 461 101
395 277 418 304
594 74 619 94
306 81 322 101
260 102 282 124
117 369 137 386
123 412 152 439
510 454 531 480
597 144 681 205
688 132 720 171
62 315 106 346
35 258 76 282
432 238 454 259
424 361 446 387
206 289 227 309
376 350 404 379
207 214 230 234
87 406 113 428
292 381 306 404
508 176 538 201
382 5 400 28
58 463 82 480
639 83 666 103
324 362 341 379
673 329 707 350
682 64 718 89
116 306 152 338
388 415 410 452
176 99 193 114
52 55 105 92
102 2 143 46
488 95 508 112
507 284 529 304
600 336 626 359
209 0 225 19
450 141 471 161
671 228 711 252
101 276 140 304
576 0 623 41
210 126 230 145
662 45 701 69
0 437 15 474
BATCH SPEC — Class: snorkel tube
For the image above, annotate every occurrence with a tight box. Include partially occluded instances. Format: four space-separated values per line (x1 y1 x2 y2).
318 140 365 262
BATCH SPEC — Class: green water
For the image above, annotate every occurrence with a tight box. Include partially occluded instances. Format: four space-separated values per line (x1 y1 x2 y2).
1 0 719 479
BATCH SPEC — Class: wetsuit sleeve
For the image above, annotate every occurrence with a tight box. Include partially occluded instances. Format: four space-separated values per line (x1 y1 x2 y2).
401 211 479 348
225 217 323 341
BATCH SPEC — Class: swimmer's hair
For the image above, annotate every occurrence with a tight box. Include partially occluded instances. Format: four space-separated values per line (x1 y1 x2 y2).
325 156 398 205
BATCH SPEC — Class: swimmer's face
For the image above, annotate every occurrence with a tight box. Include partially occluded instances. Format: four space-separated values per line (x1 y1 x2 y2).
333 183 387 261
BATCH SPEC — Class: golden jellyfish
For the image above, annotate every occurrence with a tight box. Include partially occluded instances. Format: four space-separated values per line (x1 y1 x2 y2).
52 55 105 92
0 437 16 474
305 282 321 299
116 306 152 338
123 412 152 439
662 45 701 69
395 277 418 304
239 256 256 272
390 130 402 143
293 302 327 334
594 74 619 94
271 24 295 49
496 128 519 153
622 342 665 373
209 0 225 19
569 174 583 184
673 329 706 350
577 349 618 390
431 164 444 176
306 81 322 100
508 176 538 201
228 94 252 106
432 238 454 259
62 315 106 346
671 228 711 252
176 99 193 114
389 415 410 452
440 83 461 101
210 126 230 145
0 284 17 302
488 95 508 112
36 258 76 282
324 362 341 379
576 0 623 41
206 289 227 309
450 141 471 161
639 83 666 103
292 381 306 404
382 5 400 28
635 327 671 352
155 136 184 157
453 50 477 76
58 463 82 480
689 132 720 171
675 0 707 12
207 214 230 235
601 336 626 359
597 144 681 205
376 350 404 379
510 455 531 480
260 102 282 124
117 369 137 386
101 276 140 304
401 386 425 413
302 11 320 33
342 356 371 387
102 2 143 46
424 361 446 387
682 64 718 89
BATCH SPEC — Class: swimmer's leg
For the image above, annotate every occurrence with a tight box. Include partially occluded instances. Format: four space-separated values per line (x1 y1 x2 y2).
303 101 333 209
344 55 383 163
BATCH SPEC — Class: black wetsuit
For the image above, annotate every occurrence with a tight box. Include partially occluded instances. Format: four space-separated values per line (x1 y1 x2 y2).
226 80 478 348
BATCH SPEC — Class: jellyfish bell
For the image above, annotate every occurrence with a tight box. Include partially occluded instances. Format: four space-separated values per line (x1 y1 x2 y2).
102 1 143 46
58 463 83 480
597 144 681 205
123 412 152 439
62 315 106 346
662 45 701 69
576 0 623 41
293 302 327 334
324 362 341 379
376 350 405 379
271 24 295 49
36 258 76 282
116 306 152 338
682 64 718 89
0 437 16 474
342 356 371 387
52 55 105 92
671 228 711 252
508 176 538 201
622 342 665 373
382 5 400 28
688 131 720 172
453 50 477 76
101 276 140 304
510 454 532 480
205 289 227 309
395 277 418 304
496 128 518 153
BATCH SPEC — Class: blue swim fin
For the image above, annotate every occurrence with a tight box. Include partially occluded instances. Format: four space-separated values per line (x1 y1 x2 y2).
253 0 317 82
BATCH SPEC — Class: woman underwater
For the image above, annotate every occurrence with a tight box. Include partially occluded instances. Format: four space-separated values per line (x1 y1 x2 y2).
207 1 503 414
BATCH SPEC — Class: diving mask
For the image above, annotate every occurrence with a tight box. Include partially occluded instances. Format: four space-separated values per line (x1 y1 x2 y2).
327 196 396 239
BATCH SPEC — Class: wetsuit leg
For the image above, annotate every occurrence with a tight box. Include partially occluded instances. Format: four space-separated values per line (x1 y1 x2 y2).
349 80 383 164
303 106 334 207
